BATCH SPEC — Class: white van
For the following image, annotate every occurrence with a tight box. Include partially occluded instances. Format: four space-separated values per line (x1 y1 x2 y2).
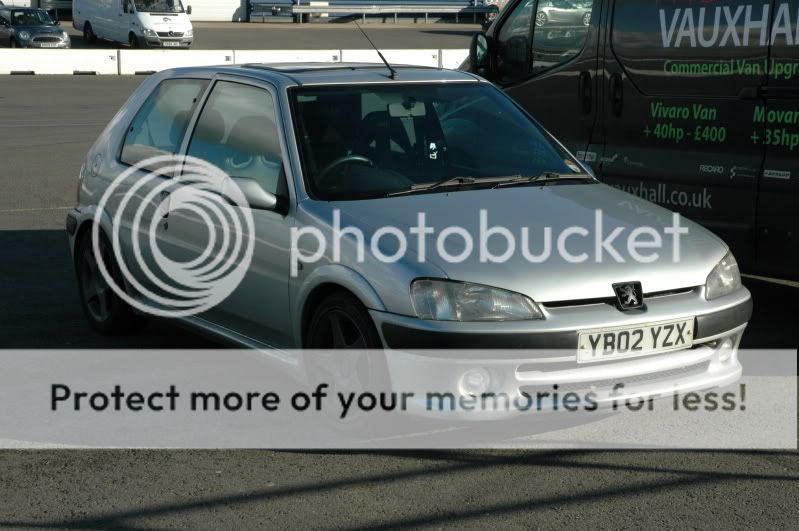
73 0 193 48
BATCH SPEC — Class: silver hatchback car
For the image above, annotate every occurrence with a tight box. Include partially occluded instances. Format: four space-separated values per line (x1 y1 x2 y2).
67 64 751 405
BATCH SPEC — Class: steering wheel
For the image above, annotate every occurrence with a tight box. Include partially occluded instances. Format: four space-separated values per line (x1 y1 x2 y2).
318 155 375 186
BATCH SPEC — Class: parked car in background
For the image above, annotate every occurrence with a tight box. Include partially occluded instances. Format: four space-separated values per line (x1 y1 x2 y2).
0 6 70 48
73 0 194 49
536 0 591 27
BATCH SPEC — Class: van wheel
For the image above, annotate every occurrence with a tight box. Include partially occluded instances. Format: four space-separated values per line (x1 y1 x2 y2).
128 32 140 48
75 228 145 335
83 22 97 44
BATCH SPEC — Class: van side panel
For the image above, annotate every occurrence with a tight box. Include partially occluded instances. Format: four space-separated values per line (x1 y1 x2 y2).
597 0 773 272
755 0 799 276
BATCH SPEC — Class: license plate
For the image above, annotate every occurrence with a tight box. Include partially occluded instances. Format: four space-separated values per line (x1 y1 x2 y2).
38 43 58 48
577 318 694 363
162 41 180 47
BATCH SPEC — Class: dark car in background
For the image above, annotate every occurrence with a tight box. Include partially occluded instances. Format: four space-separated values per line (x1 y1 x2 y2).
0 6 70 48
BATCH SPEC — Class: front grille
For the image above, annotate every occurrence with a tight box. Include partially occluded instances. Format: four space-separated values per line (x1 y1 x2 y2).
33 36 61 43
519 360 711 394
542 287 696 309
157 31 184 38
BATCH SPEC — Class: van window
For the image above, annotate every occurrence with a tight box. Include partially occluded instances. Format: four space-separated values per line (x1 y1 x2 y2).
187 81 285 196
531 0 595 75
611 0 771 97
497 0 534 83
495 0 597 83
121 78 208 168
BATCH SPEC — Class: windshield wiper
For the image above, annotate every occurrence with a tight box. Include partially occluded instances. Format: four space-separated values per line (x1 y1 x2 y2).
492 172 595 189
386 176 480 197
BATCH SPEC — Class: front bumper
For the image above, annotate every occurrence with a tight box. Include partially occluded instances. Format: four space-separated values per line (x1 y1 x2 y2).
19 39 70 48
143 37 193 48
369 286 751 418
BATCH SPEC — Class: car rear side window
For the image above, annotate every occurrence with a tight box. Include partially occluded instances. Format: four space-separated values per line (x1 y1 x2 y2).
186 81 285 196
121 78 208 168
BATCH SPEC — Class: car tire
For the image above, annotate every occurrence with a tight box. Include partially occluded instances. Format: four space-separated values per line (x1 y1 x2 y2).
535 11 547 27
75 228 145 335
582 12 591 26
305 291 383 349
83 22 97 44
304 291 390 429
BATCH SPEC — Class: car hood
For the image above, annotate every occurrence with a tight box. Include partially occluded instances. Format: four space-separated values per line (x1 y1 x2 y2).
13 25 63 34
314 183 727 303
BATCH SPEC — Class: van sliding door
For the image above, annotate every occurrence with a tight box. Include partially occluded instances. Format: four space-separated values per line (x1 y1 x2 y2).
597 0 770 272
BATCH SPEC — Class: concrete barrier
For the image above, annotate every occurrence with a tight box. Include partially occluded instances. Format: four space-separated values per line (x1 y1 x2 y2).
0 50 119 75
0 49 468 75
340 49 440 68
234 49 340 65
118 49 235 75
440 49 470 70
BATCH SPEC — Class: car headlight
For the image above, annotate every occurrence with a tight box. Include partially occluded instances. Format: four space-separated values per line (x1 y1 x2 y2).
185 29 193 38
705 251 741 300
62 32 70 41
143 28 157 37
411 279 544 321
18 31 31 40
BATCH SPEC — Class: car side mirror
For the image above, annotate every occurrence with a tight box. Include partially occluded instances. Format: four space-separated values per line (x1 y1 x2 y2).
469 33 492 79
222 176 280 211
186 5 192 15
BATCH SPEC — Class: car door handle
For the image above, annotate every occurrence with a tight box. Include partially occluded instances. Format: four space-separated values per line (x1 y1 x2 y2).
159 190 170 218
609 73 623 117
578 71 592 114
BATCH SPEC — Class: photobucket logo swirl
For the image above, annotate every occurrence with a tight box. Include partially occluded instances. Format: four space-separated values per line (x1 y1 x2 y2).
92 155 255 318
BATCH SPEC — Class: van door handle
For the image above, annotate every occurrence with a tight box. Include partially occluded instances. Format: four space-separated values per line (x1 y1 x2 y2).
609 73 623 116
578 71 592 114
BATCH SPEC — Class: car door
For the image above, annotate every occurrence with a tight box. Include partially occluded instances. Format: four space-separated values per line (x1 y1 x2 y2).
164 77 296 347
755 0 799 278
115 77 210 297
487 0 603 161
595 0 770 272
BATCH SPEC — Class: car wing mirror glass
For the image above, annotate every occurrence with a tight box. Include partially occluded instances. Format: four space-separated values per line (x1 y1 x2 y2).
186 5 192 15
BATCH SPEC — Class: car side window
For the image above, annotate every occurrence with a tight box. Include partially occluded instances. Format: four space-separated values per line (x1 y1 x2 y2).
121 78 208 168
187 81 285 196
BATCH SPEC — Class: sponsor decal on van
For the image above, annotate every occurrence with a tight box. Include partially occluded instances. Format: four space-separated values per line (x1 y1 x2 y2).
659 2 799 49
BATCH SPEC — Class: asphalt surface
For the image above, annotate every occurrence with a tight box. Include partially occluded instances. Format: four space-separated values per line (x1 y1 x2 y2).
0 76 797 529
60 21 480 50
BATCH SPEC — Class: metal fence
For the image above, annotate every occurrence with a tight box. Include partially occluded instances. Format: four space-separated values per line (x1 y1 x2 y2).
249 0 498 23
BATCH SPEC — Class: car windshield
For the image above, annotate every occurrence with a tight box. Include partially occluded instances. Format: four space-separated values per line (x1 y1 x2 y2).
291 82 586 200
134 0 184 13
10 10 54 26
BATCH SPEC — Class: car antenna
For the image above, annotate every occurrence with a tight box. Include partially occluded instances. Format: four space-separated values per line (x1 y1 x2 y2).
354 21 398 80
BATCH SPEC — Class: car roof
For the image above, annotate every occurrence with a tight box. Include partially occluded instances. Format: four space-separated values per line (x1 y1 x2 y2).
161 63 482 89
